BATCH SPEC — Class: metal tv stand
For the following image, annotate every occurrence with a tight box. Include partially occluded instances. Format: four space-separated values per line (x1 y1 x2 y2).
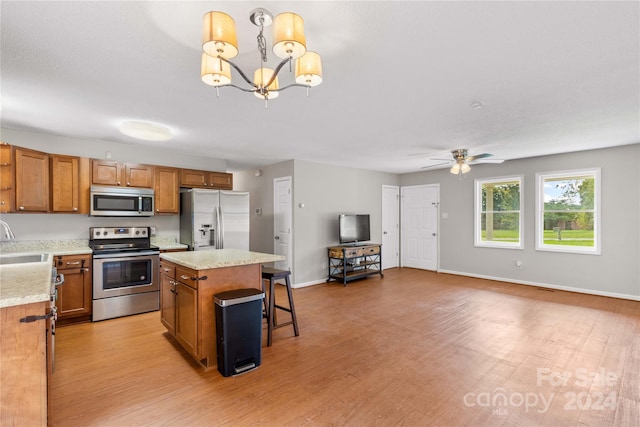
326 243 383 286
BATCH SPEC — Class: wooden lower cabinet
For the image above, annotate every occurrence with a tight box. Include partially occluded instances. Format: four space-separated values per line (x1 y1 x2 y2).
175 282 198 357
159 260 176 336
55 254 92 325
158 259 261 368
1 301 50 426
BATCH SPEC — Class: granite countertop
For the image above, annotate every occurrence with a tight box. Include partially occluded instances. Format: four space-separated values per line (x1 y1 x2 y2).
0 239 93 256
151 237 188 251
0 253 54 308
0 237 186 308
160 249 284 270
0 240 92 309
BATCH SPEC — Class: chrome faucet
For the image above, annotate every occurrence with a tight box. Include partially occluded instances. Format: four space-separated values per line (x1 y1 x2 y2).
0 219 16 240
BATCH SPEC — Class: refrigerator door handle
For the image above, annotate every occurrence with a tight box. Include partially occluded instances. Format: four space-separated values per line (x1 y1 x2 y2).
219 205 225 249
214 205 220 249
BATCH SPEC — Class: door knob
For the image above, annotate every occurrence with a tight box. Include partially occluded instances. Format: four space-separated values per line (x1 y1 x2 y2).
274 236 280 240
432 233 437 236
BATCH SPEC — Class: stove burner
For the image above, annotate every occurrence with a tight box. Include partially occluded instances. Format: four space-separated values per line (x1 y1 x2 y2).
89 226 156 255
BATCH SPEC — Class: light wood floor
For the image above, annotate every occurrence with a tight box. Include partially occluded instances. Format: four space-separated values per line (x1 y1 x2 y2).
51 269 639 426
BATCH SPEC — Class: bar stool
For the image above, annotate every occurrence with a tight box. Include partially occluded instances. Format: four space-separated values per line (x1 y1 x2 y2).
261 267 299 346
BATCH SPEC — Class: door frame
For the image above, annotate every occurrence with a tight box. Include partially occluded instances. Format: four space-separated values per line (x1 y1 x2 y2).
273 176 293 274
381 185 400 270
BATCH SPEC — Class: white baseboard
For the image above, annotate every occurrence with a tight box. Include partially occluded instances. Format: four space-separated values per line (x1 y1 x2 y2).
290 278 328 289
437 269 640 301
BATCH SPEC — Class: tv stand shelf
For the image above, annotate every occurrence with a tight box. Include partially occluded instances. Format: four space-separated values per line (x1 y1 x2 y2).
326 244 383 286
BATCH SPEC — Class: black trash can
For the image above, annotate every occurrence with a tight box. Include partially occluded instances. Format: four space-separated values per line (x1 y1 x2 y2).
214 288 264 377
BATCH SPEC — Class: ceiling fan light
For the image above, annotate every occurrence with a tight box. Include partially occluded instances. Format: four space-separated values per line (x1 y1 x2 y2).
461 162 471 174
254 68 279 99
272 12 306 59
202 11 238 59
295 51 323 86
201 53 231 86
450 163 461 174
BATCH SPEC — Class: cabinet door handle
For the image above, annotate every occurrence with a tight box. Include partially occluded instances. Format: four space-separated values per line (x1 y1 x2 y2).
117 181 121 185
180 275 189 280
66 261 81 265
73 207 78 211
19 206 25 210
127 182 131 186
162 268 170 272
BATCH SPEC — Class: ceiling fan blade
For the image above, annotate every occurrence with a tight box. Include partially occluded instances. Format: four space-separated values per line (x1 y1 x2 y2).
470 158 505 164
465 153 493 162
420 162 451 170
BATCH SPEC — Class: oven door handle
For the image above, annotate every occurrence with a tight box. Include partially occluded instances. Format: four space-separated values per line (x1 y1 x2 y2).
92 250 160 259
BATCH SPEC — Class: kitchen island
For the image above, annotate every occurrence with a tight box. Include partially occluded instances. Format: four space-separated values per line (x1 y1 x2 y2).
159 249 284 369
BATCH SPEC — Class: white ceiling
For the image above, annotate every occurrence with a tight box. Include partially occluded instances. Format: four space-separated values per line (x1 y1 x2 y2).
1 1 638 174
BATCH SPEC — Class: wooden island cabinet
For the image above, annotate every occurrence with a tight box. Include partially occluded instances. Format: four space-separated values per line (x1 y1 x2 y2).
159 249 283 369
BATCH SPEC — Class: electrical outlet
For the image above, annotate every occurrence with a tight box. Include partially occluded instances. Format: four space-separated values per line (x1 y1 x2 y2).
515 260 523 270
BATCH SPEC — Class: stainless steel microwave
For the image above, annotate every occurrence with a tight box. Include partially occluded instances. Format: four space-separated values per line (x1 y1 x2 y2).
90 185 154 217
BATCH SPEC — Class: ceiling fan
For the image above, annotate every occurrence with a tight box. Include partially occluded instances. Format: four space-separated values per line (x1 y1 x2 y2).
422 149 504 176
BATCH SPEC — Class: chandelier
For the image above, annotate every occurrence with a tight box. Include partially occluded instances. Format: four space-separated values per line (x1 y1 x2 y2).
201 8 323 106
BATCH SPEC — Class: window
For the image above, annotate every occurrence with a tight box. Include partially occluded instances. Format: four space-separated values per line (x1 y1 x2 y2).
536 168 601 254
475 176 523 249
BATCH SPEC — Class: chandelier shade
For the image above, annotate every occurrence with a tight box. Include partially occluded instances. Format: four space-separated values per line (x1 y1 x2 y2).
202 11 238 59
200 8 322 104
295 51 323 86
272 12 306 59
254 68 279 99
201 53 232 86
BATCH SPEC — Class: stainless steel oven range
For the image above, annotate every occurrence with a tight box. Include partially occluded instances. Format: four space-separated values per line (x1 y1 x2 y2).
90 226 159 321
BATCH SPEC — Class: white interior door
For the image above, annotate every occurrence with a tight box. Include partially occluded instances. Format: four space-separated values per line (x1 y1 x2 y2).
273 176 292 272
382 185 399 269
401 184 439 271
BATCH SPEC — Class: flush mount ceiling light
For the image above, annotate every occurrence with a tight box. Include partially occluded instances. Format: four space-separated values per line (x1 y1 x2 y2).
119 121 172 141
201 8 323 107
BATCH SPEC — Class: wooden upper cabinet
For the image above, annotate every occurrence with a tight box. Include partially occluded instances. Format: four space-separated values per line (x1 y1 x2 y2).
125 163 155 188
92 159 121 186
0 143 15 213
209 172 233 190
15 147 49 212
92 159 154 188
155 166 180 214
180 169 233 190
180 169 208 188
50 155 79 212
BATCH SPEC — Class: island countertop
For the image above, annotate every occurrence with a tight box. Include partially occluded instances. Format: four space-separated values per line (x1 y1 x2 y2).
159 249 284 270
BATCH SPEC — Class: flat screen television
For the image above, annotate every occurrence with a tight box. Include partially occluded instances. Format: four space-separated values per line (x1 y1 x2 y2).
339 214 370 244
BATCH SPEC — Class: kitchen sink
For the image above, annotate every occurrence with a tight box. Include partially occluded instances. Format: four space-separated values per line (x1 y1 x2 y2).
0 253 49 265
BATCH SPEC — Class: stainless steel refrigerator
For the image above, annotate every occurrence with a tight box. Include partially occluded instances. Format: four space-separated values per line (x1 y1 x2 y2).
180 189 250 251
